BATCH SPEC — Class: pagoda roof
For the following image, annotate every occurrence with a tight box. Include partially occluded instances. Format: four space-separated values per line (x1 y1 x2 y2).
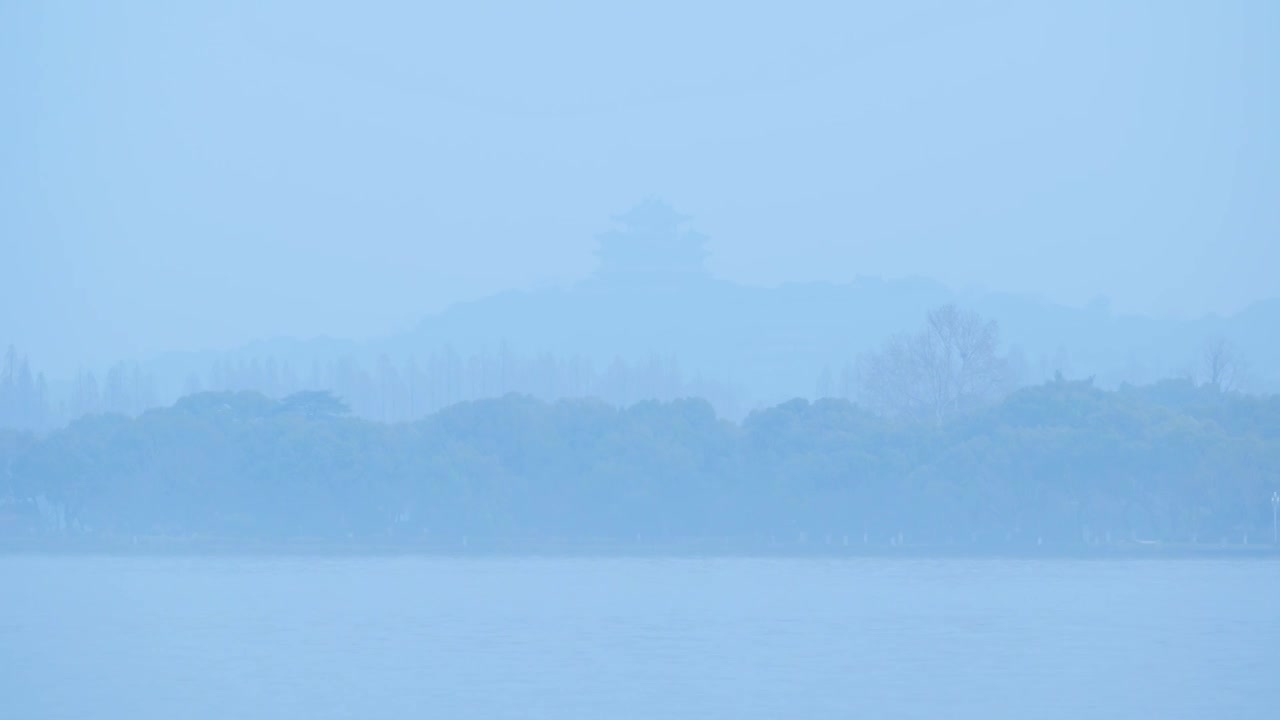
610 197 690 229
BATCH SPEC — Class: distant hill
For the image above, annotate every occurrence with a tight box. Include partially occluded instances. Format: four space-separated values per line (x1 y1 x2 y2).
10 201 1279 429
124 269 1280 426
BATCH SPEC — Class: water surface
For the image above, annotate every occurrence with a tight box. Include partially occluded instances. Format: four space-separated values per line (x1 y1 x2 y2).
3 556 1277 719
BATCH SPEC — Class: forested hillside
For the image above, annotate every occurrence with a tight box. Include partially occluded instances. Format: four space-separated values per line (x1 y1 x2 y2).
2 379 1277 550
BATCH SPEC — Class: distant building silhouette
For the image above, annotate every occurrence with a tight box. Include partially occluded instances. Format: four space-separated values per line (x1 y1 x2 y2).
594 198 709 279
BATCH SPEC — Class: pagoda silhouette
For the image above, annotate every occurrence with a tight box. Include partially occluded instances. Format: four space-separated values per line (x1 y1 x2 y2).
594 198 709 280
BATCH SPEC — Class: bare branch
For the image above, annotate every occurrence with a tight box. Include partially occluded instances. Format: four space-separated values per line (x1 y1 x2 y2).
1201 337 1240 391
857 304 1013 423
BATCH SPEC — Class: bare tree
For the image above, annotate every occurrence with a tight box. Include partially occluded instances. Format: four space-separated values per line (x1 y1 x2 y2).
857 304 1014 423
1201 337 1239 391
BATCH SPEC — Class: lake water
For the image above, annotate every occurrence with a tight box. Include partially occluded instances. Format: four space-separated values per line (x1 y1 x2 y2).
3 555 1278 719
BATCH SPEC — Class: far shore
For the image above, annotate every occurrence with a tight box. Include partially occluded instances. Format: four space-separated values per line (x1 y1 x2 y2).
3 535 1278 560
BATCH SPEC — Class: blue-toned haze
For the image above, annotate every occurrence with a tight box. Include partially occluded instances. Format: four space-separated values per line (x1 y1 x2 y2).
4 6 1280 718
3 1 1277 374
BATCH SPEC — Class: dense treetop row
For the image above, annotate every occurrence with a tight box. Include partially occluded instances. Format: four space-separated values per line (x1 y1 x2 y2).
1 377 1276 547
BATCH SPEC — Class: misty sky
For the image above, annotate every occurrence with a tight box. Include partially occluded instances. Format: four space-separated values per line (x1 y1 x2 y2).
4 1 1277 373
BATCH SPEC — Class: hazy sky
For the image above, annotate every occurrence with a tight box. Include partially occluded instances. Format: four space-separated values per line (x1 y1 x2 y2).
4 1 1277 372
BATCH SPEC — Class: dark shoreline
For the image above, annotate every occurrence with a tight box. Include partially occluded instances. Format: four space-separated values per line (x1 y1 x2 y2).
3 535 1278 560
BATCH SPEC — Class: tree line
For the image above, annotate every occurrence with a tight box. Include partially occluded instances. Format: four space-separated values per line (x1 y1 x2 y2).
2 304 1258 432
0 345 741 431
1 375 1276 548
0 347 50 431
